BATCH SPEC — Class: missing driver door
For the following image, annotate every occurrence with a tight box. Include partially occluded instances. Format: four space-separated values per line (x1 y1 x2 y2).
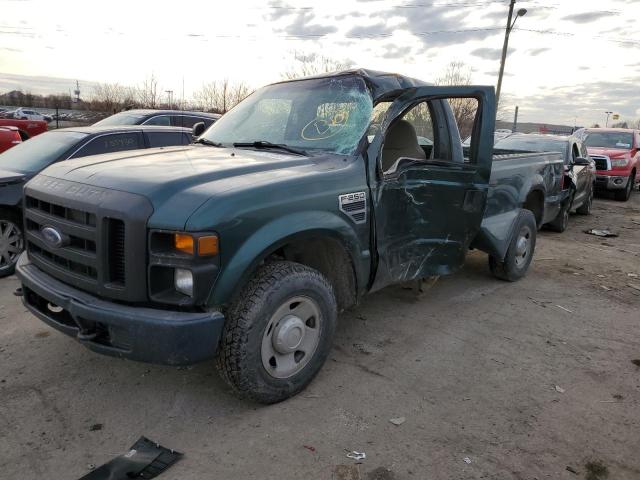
369 86 495 290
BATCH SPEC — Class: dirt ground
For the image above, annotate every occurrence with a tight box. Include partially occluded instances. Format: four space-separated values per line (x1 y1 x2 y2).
1 193 639 480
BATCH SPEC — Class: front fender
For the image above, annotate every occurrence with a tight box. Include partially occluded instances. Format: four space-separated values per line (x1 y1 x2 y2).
208 211 369 307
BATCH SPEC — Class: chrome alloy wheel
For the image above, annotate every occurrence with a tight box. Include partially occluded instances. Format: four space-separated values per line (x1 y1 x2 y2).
0 220 23 270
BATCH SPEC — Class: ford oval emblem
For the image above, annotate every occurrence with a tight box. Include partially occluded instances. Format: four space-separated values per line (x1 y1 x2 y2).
41 226 65 248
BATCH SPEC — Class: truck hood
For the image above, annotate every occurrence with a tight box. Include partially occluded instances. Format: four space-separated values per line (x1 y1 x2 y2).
38 145 340 229
587 147 631 159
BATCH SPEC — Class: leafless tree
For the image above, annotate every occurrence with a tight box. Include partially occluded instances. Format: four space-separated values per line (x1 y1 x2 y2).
136 74 160 109
193 79 252 113
435 62 478 139
281 52 352 80
90 83 136 113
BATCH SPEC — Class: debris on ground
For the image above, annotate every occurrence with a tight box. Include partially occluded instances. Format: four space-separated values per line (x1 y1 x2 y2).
555 385 566 393
78 436 181 480
566 465 578 474
600 286 611 291
632 359 640 367
555 305 573 313
584 229 618 238
463 457 472 464
612 394 623 400
345 450 366 461
584 460 609 480
303 445 316 453
89 423 103 431
628 273 639 278
389 417 406 426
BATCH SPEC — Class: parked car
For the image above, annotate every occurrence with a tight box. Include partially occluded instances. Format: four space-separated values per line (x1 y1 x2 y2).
494 133 596 230
94 109 221 129
17 70 565 403
0 125 193 276
0 126 22 153
13 107 52 122
584 128 639 201
0 118 48 140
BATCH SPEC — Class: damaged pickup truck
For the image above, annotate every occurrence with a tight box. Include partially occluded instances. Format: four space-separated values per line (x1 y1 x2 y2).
16 70 564 403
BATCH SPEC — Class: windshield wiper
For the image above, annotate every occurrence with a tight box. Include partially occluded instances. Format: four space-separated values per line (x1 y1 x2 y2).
233 141 307 156
196 138 223 147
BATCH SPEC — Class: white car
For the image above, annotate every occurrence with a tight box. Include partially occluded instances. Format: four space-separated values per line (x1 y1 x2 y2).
13 108 52 122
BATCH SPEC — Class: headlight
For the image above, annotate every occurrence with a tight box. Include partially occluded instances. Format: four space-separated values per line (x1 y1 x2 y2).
611 158 629 167
174 268 193 297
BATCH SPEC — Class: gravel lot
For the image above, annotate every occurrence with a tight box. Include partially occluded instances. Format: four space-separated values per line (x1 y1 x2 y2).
1 193 639 480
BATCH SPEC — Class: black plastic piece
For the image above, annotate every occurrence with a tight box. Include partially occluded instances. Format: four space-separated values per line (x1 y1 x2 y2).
78 436 182 479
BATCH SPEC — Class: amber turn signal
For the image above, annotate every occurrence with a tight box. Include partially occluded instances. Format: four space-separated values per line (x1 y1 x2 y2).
198 235 219 256
174 233 194 254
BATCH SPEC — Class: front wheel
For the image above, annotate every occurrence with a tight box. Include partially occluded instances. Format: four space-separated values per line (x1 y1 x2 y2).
614 172 635 201
216 261 337 404
547 191 573 233
0 215 24 278
489 209 537 282
575 185 593 215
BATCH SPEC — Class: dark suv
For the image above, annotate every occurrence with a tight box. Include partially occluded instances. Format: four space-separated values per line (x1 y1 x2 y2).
94 109 221 129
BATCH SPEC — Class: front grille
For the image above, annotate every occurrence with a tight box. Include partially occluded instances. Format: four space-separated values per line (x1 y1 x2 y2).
591 155 609 171
24 195 126 292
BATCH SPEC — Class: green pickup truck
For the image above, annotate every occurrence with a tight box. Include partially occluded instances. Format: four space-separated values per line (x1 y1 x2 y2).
16 70 565 403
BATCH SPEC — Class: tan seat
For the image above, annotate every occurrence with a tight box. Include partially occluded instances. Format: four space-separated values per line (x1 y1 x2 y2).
381 120 426 172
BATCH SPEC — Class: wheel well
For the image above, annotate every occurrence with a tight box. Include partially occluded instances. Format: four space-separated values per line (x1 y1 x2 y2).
269 236 358 311
0 205 21 223
18 130 29 141
523 190 544 226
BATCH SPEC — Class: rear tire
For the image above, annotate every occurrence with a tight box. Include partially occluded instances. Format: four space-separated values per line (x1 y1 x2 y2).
575 185 593 215
614 172 635 201
489 209 536 282
216 261 337 404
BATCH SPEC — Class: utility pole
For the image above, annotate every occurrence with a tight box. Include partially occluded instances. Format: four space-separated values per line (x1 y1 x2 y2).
496 1 527 107
165 90 174 109
512 105 519 133
605 111 612 127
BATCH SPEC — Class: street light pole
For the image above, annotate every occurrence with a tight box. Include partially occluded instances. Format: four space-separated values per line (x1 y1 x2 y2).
605 111 612 127
496 1 527 108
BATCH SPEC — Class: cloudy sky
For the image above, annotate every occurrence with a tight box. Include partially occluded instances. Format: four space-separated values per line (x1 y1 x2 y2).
1 0 639 126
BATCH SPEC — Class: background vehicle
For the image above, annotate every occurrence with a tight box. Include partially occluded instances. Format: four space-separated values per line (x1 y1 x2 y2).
494 133 595 230
0 118 47 140
13 107 52 122
584 128 639 201
0 126 22 153
0 125 192 277
94 109 221 128
17 70 562 403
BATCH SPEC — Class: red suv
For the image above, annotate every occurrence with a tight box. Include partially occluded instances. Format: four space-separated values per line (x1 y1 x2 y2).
584 128 639 201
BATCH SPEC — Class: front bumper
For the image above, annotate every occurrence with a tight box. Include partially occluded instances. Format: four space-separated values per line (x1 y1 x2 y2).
595 173 628 190
16 253 225 366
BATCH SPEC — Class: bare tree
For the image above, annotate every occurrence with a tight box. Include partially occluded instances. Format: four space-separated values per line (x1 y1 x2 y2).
90 83 136 113
282 52 352 80
136 74 160 108
435 62 478 139
193 79 252 113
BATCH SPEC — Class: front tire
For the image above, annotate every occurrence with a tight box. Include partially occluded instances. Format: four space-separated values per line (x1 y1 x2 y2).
614 172 635 201
489 209 537 282
575 185 593 215
216 261 337 404
547 191 573 233
0 212 24 278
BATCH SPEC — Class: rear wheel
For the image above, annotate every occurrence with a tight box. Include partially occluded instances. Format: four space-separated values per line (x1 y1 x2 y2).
489 209 536 282
614 171 635 201
0 213 24 278
575 185 593 215
216 261 337 404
